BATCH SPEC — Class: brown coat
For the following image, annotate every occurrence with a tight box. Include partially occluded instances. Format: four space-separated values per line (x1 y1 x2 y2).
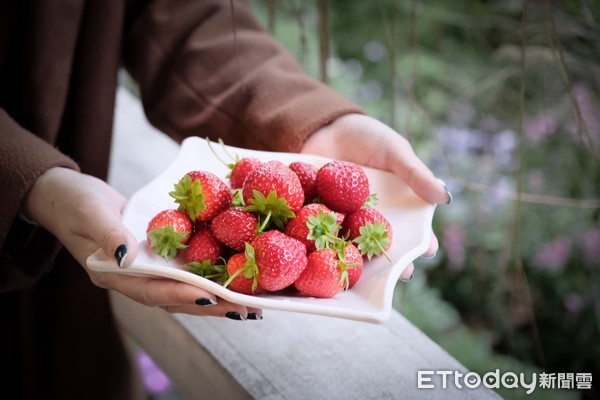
0 1 362 398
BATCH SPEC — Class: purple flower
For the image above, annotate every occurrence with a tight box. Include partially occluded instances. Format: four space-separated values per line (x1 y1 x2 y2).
442 226 466 273
531 237 572 272
524 112 557 143
563 293 583 315
581 228 600 265
136 351 173 396
566 84 600 143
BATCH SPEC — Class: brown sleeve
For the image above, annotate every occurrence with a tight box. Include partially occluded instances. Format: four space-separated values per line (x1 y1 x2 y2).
123 0 364 152
0 108 79 291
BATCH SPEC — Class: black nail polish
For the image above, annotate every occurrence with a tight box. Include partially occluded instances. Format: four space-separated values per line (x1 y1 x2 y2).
114 244 128 268
247 313 263 320
401 272 415 282
195 298 217 306
225 311 245 320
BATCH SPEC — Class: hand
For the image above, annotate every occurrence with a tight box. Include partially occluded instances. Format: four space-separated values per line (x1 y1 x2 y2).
23 167 261 319
301 114 451 280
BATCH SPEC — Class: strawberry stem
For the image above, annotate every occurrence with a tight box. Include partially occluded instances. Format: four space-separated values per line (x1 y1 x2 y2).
222 267 244 289
257 210 272 233
206 137 232 168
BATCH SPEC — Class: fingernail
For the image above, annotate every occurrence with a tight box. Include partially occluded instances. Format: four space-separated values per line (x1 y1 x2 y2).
422 251 438 260
247 313 263 320
195 298 217 306
443 184 453 205
114 244 128 268
225 311 245 321
400 272 414 282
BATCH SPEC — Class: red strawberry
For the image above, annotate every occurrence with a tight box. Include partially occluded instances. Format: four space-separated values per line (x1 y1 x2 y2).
146 209 193 260
294 242 363 298
345 243 364 288
284 203 343 253
342 207 393 261
183 226 223 265
243 160 304 230
223 245 262 295
210 207 259 251
289 161 318 203
230 157 262 189
205 138 261 189
169 171 232 222
250 230 308 291
315 160 370 213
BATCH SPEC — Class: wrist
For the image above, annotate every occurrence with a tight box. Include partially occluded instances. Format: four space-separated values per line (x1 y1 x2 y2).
22 167 77 227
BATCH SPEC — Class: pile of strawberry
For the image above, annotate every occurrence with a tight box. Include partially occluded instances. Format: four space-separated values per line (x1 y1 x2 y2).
145 143 393 298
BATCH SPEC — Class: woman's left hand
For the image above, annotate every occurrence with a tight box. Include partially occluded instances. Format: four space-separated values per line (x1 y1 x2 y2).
301 113 451 281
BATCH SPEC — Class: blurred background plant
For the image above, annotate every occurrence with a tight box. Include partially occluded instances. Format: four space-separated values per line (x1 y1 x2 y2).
247 1 598 399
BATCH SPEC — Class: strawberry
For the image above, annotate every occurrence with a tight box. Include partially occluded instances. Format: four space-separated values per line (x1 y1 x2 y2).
315 160 370 213
345 243 364 288
243 160 304 230
250 230 308 291
146 209 193 260
222 244 262 295
230 157 262 189
294 242 363 298
210 207 259 251
284 203 343 253
169 170 232 223
289 161 318 203
342 207 393 261
183 226 223 265
206 138 261 189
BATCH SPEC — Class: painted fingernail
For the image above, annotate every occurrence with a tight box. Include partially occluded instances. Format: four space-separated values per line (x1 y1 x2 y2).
195 298 217 306
225 311 245 321
247 313 263 320
400 272 415 282
443 184 453 205
114 244 128 268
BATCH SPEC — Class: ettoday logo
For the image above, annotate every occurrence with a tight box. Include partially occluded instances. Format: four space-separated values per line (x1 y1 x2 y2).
417 369 593 394
418 369 537 394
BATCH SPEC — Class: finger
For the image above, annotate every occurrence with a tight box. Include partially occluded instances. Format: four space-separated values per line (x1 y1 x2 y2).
84 202 139 268
96 275 215 306
94 274 261 318
399 263 414 282
422 232 439 258
388 137 451 205
160 301 255 319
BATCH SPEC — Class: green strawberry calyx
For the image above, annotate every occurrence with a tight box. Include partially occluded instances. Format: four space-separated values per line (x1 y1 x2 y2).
222 243 260 292
334 241 361 291
306 210 342 250
148 226 189 261
169 174 206 222
244 190 295 232
362 193 379 208
187 259 228 282
353 221 392 262
231 188 245 207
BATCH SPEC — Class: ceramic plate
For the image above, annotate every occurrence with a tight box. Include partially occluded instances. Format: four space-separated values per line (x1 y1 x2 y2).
87 137 436 323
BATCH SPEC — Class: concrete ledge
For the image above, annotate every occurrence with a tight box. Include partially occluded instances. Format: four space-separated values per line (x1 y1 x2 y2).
109 87 500 399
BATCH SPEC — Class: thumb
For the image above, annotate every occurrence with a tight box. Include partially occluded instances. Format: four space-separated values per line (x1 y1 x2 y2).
388 140 452 205
98 223 139 269
83 197 139 269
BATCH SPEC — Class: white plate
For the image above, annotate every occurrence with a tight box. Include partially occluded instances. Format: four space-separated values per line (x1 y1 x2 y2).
87 137 436 323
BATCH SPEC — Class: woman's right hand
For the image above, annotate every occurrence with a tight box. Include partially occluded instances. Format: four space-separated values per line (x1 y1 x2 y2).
23 167 261 320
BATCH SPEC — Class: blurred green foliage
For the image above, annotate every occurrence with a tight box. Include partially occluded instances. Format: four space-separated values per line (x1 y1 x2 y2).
252 1 599 398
